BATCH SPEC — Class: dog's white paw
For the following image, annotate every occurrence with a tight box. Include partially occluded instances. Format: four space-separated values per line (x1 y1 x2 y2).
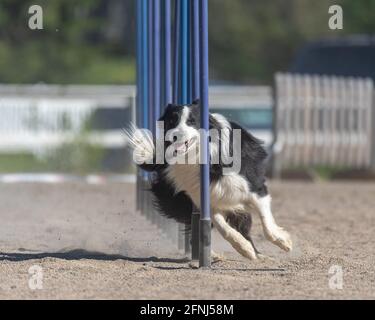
211 250 226 262
266 227 293 252
256 253 276 262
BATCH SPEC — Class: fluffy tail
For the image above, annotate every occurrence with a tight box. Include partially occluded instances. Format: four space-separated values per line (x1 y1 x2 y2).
123 123 155 165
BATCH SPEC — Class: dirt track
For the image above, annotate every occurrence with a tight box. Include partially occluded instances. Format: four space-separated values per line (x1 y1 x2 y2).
0 181 374 299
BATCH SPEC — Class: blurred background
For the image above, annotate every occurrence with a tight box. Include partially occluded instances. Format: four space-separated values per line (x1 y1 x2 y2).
0 0 374 177
0 0 375 177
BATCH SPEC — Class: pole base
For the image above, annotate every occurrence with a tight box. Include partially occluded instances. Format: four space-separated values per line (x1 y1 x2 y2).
191 211 200 260
199 219 211 268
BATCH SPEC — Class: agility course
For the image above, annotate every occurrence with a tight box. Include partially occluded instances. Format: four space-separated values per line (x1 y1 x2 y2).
136 0 211 267
1 0 375 301
1 181 375 299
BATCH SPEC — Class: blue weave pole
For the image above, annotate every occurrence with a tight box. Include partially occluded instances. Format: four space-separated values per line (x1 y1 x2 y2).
136 0 142 130
173 0 181 104
162 0 172 107
148 0 154 136
141 0 149 131
190 0 201 261
136 0 142 211
192 0 200 100
198 0 211 268
180 0 189 104
140 0 150 214
136 0 211 268
153 0 161 134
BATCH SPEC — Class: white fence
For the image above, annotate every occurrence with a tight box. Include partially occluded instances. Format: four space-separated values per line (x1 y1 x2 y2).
0 85 136 156
0 84 273 156
274 73 374 170
209 85 272 108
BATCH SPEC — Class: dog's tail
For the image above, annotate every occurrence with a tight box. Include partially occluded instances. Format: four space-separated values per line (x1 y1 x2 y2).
123 123 155 165
123 123 154 151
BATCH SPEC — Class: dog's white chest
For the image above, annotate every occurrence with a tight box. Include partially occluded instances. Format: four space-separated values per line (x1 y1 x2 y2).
165 165 250 212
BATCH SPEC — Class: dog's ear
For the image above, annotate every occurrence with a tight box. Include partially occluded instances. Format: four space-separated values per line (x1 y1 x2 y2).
192 99 200 106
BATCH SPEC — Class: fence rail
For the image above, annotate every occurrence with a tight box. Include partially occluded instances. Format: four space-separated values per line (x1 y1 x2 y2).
274 73 374 171
0 87 136 155
0 84 272 154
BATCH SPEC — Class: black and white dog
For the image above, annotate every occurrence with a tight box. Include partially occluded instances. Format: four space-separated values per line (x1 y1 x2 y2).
126 102 292 260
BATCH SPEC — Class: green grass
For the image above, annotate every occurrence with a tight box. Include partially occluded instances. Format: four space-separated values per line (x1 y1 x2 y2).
79 57 136 84
0 153 45 173
0 143 106 174
313 165 356 180
281 165 359 181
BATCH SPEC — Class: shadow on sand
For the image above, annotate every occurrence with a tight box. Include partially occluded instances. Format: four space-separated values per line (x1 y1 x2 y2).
0 249 190 264
0 249 286 272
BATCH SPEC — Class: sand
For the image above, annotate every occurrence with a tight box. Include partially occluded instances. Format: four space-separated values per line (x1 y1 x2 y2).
0 181 374 299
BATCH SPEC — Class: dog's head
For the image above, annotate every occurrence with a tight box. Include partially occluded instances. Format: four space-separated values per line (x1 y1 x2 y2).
158 101 201 158
125 100 233 167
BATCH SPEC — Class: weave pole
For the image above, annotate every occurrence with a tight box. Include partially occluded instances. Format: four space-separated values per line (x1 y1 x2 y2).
175 0 191 253
135 0 142 212
136 0 211 268
190 0 201 261
198 0 211 268
136 0 150 216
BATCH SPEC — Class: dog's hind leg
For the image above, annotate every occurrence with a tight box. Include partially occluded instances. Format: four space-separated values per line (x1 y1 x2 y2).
225 211 260 255
248 194 292 252
212 212 257 261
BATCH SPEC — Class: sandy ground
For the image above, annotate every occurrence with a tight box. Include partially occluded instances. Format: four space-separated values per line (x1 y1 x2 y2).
0 181 374 299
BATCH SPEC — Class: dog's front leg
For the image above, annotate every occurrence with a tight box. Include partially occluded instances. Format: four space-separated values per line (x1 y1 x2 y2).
212 212 258 261
249 194 292 252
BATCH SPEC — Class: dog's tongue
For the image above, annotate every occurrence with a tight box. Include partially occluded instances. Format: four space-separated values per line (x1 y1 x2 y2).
175 142 186 151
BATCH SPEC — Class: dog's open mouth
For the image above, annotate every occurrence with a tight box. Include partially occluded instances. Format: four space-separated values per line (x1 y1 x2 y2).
174 137 197 154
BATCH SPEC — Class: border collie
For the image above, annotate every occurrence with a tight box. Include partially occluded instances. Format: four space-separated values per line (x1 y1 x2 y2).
125 102 292 260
